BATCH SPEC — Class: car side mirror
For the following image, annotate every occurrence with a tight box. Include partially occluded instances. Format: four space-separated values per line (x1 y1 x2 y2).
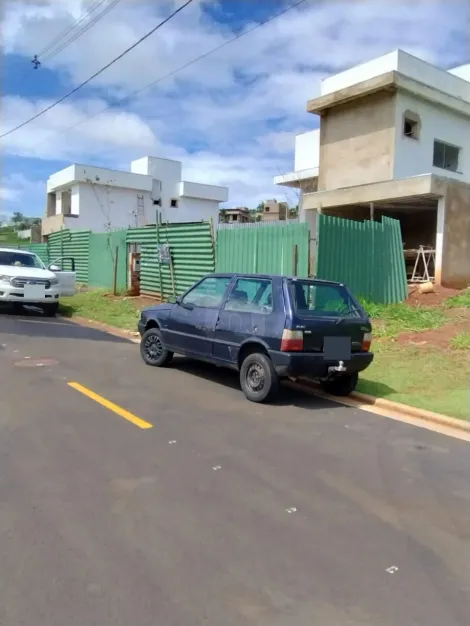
49 264 61 271
175 295 182 305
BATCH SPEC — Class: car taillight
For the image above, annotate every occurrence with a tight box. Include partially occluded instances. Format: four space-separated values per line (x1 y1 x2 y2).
362 332 372 352
281 329 304 352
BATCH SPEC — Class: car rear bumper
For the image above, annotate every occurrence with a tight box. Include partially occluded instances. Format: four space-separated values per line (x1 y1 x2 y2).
269 350 374 378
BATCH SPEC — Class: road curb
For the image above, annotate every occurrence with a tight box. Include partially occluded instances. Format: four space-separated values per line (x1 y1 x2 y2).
60 313 469 433
297 379 470 434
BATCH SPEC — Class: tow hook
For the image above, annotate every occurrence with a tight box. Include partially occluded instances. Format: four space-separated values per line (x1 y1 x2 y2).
328 360 347 374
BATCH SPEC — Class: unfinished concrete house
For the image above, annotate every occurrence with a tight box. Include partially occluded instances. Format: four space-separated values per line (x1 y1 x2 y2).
276 50 470 288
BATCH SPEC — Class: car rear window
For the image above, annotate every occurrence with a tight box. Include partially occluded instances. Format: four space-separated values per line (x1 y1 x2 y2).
287 280 360 317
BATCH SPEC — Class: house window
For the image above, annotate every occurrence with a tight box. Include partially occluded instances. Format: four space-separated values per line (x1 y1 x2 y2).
170 198 178 208
403 113 420 139
433 140 460 172
265 206 270 212
153 199 161 206
232 214 238 221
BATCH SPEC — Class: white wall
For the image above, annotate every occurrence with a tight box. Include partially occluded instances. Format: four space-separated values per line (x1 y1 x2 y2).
175 197 222 224
294 129 320 171
393 92 470 183
48 164 152 193
68 182 154 231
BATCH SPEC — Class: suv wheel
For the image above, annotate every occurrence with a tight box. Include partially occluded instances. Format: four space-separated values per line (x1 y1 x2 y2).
321 372 358 397
140 328 173 367
240 352 279 403
43 302 59 317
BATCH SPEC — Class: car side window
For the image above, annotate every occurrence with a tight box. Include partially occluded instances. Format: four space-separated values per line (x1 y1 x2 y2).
182 276 231 309
224 278 273 314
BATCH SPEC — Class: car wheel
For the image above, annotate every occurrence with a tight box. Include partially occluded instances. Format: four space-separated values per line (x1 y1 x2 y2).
240 352 279 403
140 328 173 367
43 303 59 317
321 372 358 396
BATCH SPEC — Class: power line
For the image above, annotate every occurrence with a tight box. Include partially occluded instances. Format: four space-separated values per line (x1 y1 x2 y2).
38 0 109 59
41 0 122 63
22 0 310 150
0 0 195 140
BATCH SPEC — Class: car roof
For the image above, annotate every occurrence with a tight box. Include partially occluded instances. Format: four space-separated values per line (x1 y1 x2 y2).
0 247 35 255
208 272 344 286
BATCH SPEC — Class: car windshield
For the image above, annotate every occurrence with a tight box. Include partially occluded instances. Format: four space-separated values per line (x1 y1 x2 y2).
287 279 361 318
0 251 45 269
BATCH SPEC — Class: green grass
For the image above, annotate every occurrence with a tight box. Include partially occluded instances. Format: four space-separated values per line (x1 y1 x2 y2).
360 300 446 338
450 331 470 351
446 289 470 309
358 343 470 420
60 290 140 330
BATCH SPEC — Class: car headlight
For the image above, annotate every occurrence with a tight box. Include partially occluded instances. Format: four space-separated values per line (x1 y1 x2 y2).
0 275 12 284
49 277 59 286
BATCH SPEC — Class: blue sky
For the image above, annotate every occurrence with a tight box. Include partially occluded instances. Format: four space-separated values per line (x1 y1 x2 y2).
1 0 469 218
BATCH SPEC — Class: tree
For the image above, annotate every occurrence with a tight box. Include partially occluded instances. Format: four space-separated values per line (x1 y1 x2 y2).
11 212 25 229
219 209 228 224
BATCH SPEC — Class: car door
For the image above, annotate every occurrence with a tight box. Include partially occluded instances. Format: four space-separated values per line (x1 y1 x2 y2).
167 276 232 358
213 277 282 364
49 257 77 296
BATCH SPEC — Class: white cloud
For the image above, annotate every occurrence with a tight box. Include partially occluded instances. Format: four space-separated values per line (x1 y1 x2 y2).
0 174 46 214
1 0 469 208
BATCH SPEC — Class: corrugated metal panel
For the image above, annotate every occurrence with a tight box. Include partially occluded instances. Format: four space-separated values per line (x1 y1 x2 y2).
127 222 215 299
47 229 90 283
26 243 49 265
316 214 408 303
89 230 127 291
215 221 309 276
48 229 70 264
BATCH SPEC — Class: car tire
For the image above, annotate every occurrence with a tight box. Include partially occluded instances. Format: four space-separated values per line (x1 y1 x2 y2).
321 372 358 396
43 303 59 317
140 328 173 367
240 352 279 403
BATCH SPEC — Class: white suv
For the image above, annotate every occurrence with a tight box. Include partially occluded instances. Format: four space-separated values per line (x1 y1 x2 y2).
0 248 77 316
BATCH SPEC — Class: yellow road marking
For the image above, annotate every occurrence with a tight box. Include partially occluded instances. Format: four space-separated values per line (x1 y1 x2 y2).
68 382 153 429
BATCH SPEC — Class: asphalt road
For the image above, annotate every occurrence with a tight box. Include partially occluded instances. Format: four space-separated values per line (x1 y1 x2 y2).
0 309 469 626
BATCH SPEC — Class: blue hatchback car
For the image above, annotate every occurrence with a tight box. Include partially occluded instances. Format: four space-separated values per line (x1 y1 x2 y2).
138 273 373 402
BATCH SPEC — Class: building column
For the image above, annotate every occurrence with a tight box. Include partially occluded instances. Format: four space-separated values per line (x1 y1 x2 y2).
435 196 446 286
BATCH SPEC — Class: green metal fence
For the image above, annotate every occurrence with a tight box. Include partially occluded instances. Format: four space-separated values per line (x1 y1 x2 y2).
215 221 309 277
127 221 215 299
316 214 408 303
88 230 128 292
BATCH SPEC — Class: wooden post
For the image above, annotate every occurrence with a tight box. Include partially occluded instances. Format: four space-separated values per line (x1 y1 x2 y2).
370 202 375 222
169 251 176 298
112 245 119 295
293 244 298 277
156 221 163 302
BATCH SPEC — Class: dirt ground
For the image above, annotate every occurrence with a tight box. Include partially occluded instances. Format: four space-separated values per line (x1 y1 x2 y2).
406 285 460 307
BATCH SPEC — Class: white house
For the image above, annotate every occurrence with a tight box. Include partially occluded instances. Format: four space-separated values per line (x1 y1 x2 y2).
42 156 228 236
275 50 470 288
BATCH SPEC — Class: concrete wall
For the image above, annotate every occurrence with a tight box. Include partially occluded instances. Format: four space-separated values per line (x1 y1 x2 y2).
294 130 320 171
318 91 396 190
442 180 470 288
175 197 222 224
394 92 470 183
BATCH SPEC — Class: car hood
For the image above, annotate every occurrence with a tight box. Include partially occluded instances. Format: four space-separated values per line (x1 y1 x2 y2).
142 303 174 314
0 265 56 280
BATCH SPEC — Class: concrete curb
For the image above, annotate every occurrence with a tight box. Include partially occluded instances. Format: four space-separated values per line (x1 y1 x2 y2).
60 313 469 434
298 379 470 434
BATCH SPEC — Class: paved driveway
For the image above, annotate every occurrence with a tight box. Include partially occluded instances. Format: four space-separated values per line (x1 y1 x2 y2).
0 310 469 626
